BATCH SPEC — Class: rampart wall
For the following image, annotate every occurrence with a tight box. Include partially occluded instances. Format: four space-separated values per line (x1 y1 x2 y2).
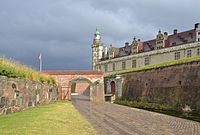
121 61 200 113
0 76 59 115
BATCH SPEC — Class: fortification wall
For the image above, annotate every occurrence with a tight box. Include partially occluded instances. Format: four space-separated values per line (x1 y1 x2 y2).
0 76 59 115
121 61 200 113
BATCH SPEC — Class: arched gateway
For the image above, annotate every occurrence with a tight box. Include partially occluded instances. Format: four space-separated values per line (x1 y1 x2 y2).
44 70 104 102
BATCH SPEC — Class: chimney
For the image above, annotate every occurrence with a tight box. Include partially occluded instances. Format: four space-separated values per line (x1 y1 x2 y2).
125 42 129 48
195 23 200 29
164 32 168 40
174 29 178 35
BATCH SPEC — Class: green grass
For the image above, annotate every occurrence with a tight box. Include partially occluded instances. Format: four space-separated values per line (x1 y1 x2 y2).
0 101 98 135
105 56 200 77
0 58 56 85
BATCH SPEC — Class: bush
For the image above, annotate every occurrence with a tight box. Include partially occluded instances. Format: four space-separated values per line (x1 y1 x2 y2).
114 98 174 111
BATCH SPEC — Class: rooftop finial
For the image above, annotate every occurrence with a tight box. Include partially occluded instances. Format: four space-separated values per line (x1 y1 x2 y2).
94 28 101 40
95 28 100 35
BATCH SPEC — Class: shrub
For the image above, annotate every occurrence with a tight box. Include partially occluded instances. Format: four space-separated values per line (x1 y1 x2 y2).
114 98 174 111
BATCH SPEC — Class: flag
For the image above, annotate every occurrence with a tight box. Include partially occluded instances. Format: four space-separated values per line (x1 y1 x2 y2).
39 53 42 72
39 53 42 61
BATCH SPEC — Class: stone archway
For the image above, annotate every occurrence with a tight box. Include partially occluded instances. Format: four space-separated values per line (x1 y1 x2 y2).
69 77 93 97
44 70 104 102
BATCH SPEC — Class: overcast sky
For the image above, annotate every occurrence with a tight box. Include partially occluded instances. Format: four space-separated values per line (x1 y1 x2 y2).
0 0 199 70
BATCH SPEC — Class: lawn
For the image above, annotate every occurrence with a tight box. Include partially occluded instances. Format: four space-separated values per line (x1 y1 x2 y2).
0 101 98 135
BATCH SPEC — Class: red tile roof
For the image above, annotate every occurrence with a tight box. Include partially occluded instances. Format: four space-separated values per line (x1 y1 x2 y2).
113 28 196 58
43 70 103 75
167 29 196 46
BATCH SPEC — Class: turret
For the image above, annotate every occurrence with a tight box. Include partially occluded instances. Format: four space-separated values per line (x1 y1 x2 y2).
131 37 139 54
156 30 165 49
195 23 200 42
92 29 103 70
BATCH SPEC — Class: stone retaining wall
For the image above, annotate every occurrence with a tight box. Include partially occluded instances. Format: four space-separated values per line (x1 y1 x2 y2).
119 61 200 113
0 76 60 115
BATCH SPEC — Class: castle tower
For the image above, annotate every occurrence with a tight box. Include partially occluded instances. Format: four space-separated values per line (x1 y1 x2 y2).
92 29 103 70
156 30 164 49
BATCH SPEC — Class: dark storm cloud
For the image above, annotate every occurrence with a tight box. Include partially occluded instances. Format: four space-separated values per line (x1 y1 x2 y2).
0 0 199 70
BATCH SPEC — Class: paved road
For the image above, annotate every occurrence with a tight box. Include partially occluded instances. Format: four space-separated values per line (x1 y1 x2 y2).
72 95 200 135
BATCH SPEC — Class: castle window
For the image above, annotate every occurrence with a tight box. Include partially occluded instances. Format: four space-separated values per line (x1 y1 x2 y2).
144 57 150 66
175 52 180 60
113 63 115 71
187 50 192 57
99 66 101 70
197 48 200 56
132 60 136 68
157 46 163 49
122 61 126 70
104 64 108 72
198 38 200 42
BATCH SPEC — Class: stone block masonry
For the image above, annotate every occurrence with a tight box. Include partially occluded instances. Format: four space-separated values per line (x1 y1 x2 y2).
117 60 200 113
0 76 60 115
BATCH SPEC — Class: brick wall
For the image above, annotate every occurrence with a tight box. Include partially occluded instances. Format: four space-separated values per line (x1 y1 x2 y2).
50 74 104 101
75 83 90 95
0 76 59 115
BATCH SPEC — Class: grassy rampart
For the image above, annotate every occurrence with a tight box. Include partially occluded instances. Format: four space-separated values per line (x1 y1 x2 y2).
0 57 56 85
105 56 200 77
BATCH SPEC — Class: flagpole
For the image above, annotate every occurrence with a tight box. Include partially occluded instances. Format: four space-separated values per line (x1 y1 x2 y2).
39 53 42 72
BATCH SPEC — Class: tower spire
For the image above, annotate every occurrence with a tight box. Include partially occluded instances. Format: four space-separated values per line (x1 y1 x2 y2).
92 28 103 70
94 28 101 40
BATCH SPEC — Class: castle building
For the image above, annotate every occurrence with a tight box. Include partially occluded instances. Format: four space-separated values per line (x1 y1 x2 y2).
92 23 200 73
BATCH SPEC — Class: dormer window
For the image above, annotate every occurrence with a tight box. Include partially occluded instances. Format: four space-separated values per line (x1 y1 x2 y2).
157 41 163 44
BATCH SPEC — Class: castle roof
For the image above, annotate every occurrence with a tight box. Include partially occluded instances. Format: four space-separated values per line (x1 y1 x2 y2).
114 28 196 58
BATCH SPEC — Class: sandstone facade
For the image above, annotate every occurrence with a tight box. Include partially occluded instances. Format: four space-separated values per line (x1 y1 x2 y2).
92 23 200 73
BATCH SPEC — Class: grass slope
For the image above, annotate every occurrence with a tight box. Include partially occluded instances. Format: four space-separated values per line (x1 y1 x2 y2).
105 56 200 77
0 58 56 85
0 101 98 135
